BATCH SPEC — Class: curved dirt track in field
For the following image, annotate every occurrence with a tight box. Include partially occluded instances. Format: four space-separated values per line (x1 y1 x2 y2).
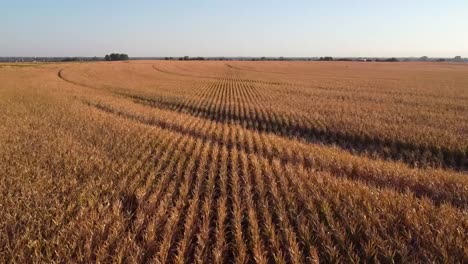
58 69 99 90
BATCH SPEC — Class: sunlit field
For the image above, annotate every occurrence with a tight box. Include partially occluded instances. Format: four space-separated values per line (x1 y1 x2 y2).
1 61 467 263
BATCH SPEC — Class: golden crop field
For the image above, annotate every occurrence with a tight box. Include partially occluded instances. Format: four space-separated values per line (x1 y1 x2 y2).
0 61 467 263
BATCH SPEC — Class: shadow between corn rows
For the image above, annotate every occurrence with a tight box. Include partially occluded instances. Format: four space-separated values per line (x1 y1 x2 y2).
84 100 467 209
121 92 467 172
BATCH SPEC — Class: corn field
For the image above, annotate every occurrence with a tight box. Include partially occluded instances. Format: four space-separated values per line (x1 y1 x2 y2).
0 61 467 263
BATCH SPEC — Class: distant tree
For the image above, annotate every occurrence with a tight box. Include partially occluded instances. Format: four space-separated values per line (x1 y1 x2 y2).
110 53 118 60
183 56 190 60
319 57 333 61
419 56 428 61
105 53 129 61
454 56 462 61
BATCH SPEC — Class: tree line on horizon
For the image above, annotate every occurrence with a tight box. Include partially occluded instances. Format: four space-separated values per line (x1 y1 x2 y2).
2 54 465 63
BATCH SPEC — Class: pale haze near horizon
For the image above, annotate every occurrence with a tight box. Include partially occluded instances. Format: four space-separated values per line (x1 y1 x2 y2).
1 0 467 57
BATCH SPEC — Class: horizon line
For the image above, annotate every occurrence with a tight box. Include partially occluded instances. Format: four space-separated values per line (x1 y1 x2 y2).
1 55 466 59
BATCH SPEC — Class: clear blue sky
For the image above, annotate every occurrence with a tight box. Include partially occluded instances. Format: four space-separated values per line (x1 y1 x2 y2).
1 0 467 57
